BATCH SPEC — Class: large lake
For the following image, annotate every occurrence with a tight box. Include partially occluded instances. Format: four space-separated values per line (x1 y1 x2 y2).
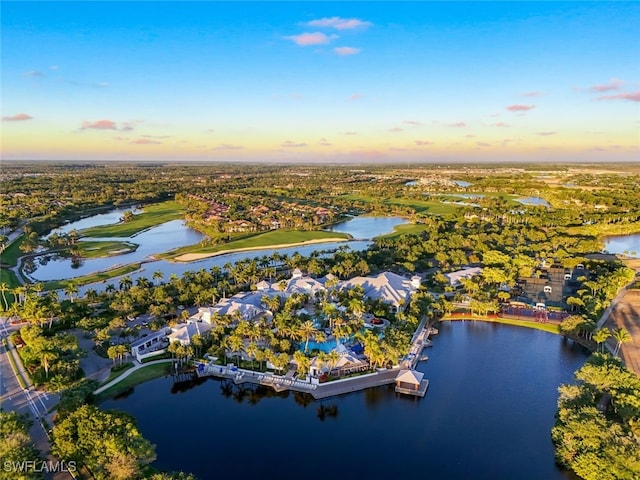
103 322 586 480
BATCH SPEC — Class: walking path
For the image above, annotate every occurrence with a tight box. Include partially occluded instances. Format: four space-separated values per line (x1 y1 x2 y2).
602 288 640 376
93 358 173 395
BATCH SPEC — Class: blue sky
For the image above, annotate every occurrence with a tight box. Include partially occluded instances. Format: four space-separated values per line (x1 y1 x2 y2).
2 1 639 162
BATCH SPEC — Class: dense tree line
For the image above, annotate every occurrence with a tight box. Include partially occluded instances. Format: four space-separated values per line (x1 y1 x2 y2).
552 354 640 479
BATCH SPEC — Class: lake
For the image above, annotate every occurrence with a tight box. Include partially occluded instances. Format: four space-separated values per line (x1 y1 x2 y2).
604 233 640 257
102 322 586 480
30 210 406 290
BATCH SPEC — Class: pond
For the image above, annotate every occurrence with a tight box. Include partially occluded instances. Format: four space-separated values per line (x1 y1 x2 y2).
514 196 550 207
603 233 640 257
324 216 407 240
30 220 206 281
47 207 142 236
102 322 587 480
454 180 473 187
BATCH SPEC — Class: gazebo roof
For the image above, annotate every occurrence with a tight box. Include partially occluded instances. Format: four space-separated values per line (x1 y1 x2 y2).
396 369 424 385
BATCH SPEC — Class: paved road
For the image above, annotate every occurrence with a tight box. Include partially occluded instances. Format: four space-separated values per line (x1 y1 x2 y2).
1 338 72 480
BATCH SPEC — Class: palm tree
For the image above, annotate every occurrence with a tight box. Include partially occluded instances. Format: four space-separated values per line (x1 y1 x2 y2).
293 350 310 380
327 350 340 375
591 328 609 353
0 283 9 311
612 327 631 355
119 276 133 291
64 283 78 303
299 320 321 353
152 270 164 285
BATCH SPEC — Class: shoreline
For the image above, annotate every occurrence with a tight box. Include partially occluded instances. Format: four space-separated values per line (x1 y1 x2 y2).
171 237 351 262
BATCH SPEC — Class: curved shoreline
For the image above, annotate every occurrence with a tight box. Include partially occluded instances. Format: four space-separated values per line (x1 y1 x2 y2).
171 237 351 263
440 315 561 334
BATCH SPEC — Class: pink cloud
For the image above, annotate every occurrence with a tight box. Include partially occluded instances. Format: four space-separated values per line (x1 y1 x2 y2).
464 134 476 138
319 138 332 146
403 120 421 126
491 122 510 127
476 142 491 147
334 47 361 56
213 144 244 150
448 122 467 128
590 78 625 92
286 32 332 46
389 127 403 132
3 113 33 122
81 120 118 130
537 131 557 136
341 131 358 135
349 93 364 100
281 140 307 148
142 135 170 139
597 91 640 102
130 138 161 145
307 17 372 30
520 91 543 97
506 104 535 112
414 140 433 146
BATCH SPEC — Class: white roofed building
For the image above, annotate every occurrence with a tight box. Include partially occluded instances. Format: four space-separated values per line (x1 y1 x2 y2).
340 272 421 312
445 267 483 287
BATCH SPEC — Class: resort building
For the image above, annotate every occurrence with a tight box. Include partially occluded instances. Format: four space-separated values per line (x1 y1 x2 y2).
167 320 212 346
211 291 271 322
130 328 172 361
340 271 421 312
445 267 483 287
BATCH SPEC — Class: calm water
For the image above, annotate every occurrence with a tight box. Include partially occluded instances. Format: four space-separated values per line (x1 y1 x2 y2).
47 207 141 236
324 215 407 239
604 233 640 257
515 196 551 207
103 322 586 480
31 220 206 281
55 214 405 294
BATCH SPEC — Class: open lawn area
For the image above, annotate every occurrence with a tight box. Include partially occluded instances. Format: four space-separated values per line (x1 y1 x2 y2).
1 235 24 267
163 229 351 259
96 362 171 401
43 263 141 291
378 223 430 240
80 201 184 238
77 240 138 258
441 316 561 334
339 193 462 216
0 268 21 290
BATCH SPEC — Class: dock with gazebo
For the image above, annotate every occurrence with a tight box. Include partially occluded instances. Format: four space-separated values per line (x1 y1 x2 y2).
394 369 429 397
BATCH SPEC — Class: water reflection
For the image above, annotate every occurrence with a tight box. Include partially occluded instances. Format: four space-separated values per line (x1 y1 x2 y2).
101 323 586 480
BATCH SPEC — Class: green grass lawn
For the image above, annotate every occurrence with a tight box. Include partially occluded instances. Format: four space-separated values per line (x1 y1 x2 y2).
0 268 21 289
42 263 142 291
0 235 25 267
164 229 351 258
103 362 135 383
96 362 171 401
377 223 430 240
80 201 184 238
441 316 561 334
77 240 138 258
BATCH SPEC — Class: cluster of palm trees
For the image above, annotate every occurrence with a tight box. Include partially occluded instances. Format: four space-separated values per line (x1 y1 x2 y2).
560 314 631 355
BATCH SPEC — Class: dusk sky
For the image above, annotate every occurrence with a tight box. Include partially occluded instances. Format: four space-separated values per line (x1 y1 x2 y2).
2 1 639 162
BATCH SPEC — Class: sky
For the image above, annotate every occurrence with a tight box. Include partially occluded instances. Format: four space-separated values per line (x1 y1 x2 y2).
1 1 639 163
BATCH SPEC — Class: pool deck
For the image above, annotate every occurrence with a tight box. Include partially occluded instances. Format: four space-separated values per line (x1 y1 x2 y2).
196 316 432 399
